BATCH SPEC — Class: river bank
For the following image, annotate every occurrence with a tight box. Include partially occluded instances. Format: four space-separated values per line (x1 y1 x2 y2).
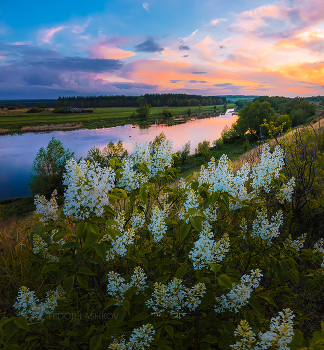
0 104 234 134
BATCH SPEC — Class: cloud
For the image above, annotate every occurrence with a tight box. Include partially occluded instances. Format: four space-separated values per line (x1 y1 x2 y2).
219 45 225 49
179 44 190 50
41 26 66 44
210 18 226 26
111 82 156 90
170 80 182 83
191 71 206 74
135 37 164 53
182 55 189 57
29 57 124 73
188 80 207 84
143 3 149 11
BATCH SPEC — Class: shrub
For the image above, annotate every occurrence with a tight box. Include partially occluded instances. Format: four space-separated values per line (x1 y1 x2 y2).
2 137 324 349
195 140 211 160
136 103 151 118
28 136 75 198
162 108 173 118
276 114 292 131
27 107 44 113
213 138 223 149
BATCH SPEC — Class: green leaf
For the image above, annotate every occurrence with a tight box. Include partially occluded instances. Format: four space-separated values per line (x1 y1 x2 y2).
105 227 121 241
156 275 170 284
292 329 304 345
123 300 130 312
106 219 118 227
124 286 138 299
175 266 187 279
210 263 222 274
180 223 191 242
78 267 96 275
305 279 315 289
280 260 289 274
190 217 203 232
211 191 220 204
130 312 150 322
165 325 173 339
191 180 199 191
89 335 102 350
52 230 69 242
76 222 87 240
77 276 89 289
115 307 126 324
203 335 218 344
5 323 18 340
94 242 107 261
218 274 232 289
63 275 74 294
249 298 261 316
84 231 99 249
14 316 29 331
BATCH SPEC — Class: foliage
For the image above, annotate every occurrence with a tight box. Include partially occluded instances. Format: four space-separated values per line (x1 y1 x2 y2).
179 141 191 164
136 104 151 118
57 94 227 108
28 136 75 198
161 108 173 118
221 123 240 144
86 141 128 168
276 114 292 131
2 135 324 350
195 140 211 160
213 138 224 149
27 107 44 113
53 107 93 114
236 101 276 137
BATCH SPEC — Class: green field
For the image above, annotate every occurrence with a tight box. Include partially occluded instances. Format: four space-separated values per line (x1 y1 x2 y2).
0 104 235 134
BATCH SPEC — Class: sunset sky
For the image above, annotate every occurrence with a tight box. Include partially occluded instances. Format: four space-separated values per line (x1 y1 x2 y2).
0 0 324 99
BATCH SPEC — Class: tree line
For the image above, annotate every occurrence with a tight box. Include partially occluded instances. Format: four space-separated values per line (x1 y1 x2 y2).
56 94 227 108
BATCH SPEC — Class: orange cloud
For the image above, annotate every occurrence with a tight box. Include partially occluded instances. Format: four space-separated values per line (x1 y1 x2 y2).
94 46 134 59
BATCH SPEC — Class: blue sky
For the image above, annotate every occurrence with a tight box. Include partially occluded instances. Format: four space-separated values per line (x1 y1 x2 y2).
0 0 324 98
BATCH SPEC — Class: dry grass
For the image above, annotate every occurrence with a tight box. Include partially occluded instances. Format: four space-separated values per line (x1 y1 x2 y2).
21 122 82 132
0 128 9 134
0 215 35 312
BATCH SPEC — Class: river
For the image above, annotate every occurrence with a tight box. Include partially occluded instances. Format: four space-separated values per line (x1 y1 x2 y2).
0 109 237 200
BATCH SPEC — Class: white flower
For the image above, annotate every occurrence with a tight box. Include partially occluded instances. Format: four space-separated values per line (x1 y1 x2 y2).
215 269 262 313
146 278 206 319
251 208 283 244
189 230 230 270
32 234 59 262
63 159 115 219
118 158 149 193
251 144 284 193
276 177 295 204
147 205 168 243
130 209 146 231
284 233 307 252
13 285 65 321
34 189 59 224
107 267 147 305
109 324 155 350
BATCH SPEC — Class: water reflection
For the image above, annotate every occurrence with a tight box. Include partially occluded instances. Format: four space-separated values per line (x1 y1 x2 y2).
0 109 237 200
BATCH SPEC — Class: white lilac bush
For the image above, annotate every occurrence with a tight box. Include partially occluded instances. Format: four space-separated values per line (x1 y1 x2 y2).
4 137 324 349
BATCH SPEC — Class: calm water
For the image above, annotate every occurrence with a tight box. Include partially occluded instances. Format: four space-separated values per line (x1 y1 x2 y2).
0 109 237 200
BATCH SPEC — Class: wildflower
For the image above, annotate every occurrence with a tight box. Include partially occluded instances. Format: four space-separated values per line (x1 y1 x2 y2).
146 278 206 318
276 177 295 204
107 267 147 305
284 233 307 252
215 269 263 313
189 231 230 270
230 320 257 350
13 285 65 321
34 189 59 224
251 144 284 193
63 159 115 219
109 324 155 350
251 208 283 244
32 234 59 262
148 205 168 243
130 208 146 231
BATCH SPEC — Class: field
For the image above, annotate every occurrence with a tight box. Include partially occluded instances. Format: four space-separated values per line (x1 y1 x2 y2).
0 104 234 134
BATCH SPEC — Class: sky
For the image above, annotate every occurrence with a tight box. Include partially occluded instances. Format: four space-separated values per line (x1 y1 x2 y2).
0 0 324 99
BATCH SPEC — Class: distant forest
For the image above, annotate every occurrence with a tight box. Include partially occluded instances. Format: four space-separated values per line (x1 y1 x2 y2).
56 94 228 108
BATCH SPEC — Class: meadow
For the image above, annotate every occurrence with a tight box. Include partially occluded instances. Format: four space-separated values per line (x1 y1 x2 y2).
0 104 234 134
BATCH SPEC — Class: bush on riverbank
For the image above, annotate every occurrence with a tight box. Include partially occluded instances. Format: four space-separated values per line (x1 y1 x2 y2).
1 131 324 349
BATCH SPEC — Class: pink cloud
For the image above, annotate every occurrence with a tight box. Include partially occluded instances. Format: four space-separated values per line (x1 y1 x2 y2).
41 26 66 44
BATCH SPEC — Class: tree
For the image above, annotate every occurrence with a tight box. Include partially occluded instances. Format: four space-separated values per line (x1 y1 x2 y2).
161 108 173 118
29 137 74 198
136 103 151 118
236 100 276 137
195 140 211 160
86 141 128 167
